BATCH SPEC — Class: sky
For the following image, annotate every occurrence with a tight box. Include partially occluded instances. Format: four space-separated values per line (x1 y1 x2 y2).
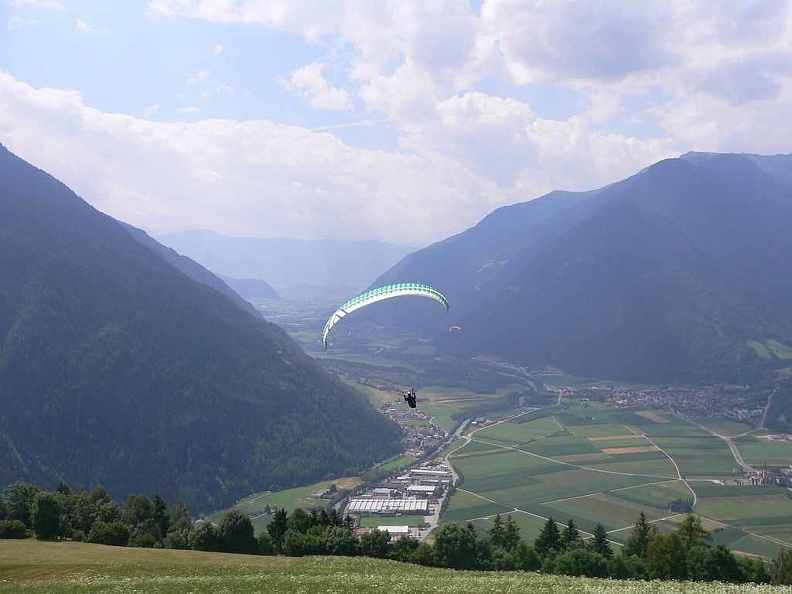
1 1 792 245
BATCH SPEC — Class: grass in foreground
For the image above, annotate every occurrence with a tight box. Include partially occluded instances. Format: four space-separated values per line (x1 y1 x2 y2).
1 540 788 594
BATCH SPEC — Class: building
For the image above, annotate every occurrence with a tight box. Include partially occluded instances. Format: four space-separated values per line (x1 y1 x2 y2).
346 498 428 514
376 525 410 540
406 485 438 498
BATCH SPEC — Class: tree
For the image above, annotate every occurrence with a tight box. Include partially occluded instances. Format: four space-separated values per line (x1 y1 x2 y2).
31 492 61 540
739 556 771 584
608 553 646 580
555 548 608 578
328 508 342 527
772 547 792 585
701 544 740 583
324 526 358 557
433 523 480 570
411 542 435 566
287 508 313 534
164 500 193 549
152 494 170 540
282 529 324 556
590 523 612 559
677 514 709 550
123 495 153 527
488 514 506 549
3 483 40 528
257 531 274 555
267 508 289 553
390 536 420 563
191 522 221 552
88 521 129 546
622 511 651 558
512 540 541 571
219 511 258 554
560 519 581 550
534 517 562 558
0 519 29 539
359 528 391 559
646 532 687 580
503 516 521 552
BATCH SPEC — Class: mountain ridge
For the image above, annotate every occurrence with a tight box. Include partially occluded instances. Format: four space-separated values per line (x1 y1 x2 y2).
0 144 400 510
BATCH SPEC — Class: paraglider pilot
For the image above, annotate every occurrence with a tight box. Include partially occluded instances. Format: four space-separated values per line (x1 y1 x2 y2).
402 386 417 408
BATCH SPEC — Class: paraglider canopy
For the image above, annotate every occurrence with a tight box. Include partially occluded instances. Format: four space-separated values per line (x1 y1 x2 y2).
322 282 449 349
448 325 461 332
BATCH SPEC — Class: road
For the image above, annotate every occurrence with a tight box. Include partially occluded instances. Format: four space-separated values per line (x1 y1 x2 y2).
760 385 779 430
691 420 756 474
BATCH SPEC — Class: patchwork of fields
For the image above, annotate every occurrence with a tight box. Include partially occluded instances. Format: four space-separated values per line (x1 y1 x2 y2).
445 402 792 558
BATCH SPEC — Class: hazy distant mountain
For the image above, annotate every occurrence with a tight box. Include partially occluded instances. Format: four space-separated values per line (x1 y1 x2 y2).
0 144 400 510
372 152 792 393
219 275 280 301
158 230 415 295
121 223 261 318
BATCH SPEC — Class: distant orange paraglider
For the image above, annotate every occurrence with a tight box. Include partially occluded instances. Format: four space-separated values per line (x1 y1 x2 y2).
448 325 462 337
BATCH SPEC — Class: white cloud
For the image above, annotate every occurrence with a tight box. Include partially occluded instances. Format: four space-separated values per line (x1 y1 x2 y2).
283 63 352 111
75 19 109 36
212 43 223 55
7 15 39 29
199 90 211 99
143 103 161 118
216 84 234 94
186 69 211 86
0 72 501 244
177 105 200 114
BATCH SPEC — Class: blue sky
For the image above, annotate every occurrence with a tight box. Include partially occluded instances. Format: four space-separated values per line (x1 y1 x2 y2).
1 1 791 244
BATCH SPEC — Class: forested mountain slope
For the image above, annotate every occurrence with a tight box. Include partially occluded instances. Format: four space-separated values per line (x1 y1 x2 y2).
373 153 792 387
0 144 400 510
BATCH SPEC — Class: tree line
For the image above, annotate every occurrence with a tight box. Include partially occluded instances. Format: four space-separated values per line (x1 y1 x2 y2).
1 482 790 585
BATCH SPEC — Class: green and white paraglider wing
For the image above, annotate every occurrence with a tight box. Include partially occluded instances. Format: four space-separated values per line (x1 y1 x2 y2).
322 282 449 349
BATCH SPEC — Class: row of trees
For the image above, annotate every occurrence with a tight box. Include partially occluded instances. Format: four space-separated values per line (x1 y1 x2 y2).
2 482 791 585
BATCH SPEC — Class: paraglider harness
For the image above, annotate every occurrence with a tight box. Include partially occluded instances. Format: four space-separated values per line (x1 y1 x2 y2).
402 386 417 409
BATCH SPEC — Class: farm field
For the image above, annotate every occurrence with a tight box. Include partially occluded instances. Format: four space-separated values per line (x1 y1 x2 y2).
733 435 792 466
444 401 792 558
206 477 359 533
1 540 783 594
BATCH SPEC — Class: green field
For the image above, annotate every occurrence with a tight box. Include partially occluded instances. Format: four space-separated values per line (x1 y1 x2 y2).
0 540 779 594
734 436 792 466
206 477 359 533
445 404 792 557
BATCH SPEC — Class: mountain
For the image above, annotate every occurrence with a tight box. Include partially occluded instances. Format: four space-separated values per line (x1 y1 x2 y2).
219 275 280 301
0 144 400 510
122 223 261 318
371 152 792 388
158 230 415 296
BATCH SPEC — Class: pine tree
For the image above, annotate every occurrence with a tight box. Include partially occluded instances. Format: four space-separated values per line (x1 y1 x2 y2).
561 519 581 550
152 493 170 540
488 514 506 549
503 515 521 552
623 511 651 558
267 508 289 553
534 517 561 558
590 523 612 559
677 514 709 550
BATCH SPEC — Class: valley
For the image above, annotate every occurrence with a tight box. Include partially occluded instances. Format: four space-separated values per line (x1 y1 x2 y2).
212 296 792 560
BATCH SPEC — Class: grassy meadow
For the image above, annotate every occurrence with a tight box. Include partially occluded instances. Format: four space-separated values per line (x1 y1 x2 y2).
2 540 788 594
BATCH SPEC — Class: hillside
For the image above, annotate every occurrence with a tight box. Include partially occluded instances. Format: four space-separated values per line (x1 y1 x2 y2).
122 223 261 317
159 230 415 296
0 540 778 594
371 153 792 387
219 275 280 301
0 145 400 510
